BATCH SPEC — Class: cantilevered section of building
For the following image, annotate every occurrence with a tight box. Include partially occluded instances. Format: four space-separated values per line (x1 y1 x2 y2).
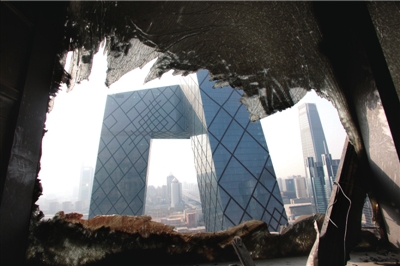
89 70 287 232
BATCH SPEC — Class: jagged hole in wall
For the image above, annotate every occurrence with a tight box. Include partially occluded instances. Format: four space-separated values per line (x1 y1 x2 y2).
38 43 372 231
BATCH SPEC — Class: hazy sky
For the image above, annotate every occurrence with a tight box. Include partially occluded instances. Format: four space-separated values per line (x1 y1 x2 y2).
261 91 346 179
38 47 346 199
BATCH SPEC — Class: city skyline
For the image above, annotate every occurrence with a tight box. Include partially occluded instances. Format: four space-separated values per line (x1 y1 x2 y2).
144 173 205 232
37 48 346 211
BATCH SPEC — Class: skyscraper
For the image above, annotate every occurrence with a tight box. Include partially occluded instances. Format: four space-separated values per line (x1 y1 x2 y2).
170 177 182 208
166 174 175 203
285 179 296 193
294 176 308 199
298 103 338 213
298 103 375 222
89 70 287 232
298 103 329 164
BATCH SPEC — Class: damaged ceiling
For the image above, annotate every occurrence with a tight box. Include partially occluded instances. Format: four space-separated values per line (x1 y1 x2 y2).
64 1 357 145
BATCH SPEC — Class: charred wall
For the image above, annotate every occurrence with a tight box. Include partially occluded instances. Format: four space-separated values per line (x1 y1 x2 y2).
0 2 36 202
313 2 400 252
0 2 67 264
0 1 399 264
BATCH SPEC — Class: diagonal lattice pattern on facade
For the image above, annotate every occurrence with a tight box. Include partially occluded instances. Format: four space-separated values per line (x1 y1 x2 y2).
90 70 287 232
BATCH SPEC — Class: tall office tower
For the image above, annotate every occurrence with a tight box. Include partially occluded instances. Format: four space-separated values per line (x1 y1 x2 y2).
281 177 297 201
298 103 331 213
89 70 287 232
186 212 197 228
166 174 175 203
170 178 182 208
294 176 308 199
298 103 329 164
285 178 296 193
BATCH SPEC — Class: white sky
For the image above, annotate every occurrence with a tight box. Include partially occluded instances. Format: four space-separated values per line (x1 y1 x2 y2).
38 47 346 199
261 91 346 179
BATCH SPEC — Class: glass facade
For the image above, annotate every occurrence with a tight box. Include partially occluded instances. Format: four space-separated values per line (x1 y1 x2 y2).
305 157 328 214
299 105 373 223
90 70 287 232
298 103 373 219
298 103 329 164
299 103 335 213
89 86 188 217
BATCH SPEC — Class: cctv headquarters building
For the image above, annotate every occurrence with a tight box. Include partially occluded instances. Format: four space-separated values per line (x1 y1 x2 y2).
89 70 287 232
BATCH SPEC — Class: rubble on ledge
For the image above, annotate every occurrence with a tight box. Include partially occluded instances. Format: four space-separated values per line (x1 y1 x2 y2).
26 212 325 265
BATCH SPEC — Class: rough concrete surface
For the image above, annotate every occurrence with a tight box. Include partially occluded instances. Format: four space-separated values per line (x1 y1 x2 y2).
26 212 325 265
27 211 394 265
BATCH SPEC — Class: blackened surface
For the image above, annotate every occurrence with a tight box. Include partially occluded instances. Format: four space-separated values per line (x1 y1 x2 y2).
66 2 337 122
0 2 67 264
314 1 400 261
318 139 367 265
312 2 372 264
352 70 400 249
367 2 400 101
279 214 325 257
362 2 400 161
0 2 35 202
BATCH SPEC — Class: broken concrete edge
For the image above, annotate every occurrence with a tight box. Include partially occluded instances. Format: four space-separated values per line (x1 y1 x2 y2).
56 1 362 154
26 208 387 265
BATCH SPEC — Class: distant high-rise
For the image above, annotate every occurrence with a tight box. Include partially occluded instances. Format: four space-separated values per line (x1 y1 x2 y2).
166 174 175 203
298 103 374 221
89 70 287 231
294 176 308 199
285 179 295 193
170 177 182 208
186 212 197 228
298 103 329 164
298 103 337 213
